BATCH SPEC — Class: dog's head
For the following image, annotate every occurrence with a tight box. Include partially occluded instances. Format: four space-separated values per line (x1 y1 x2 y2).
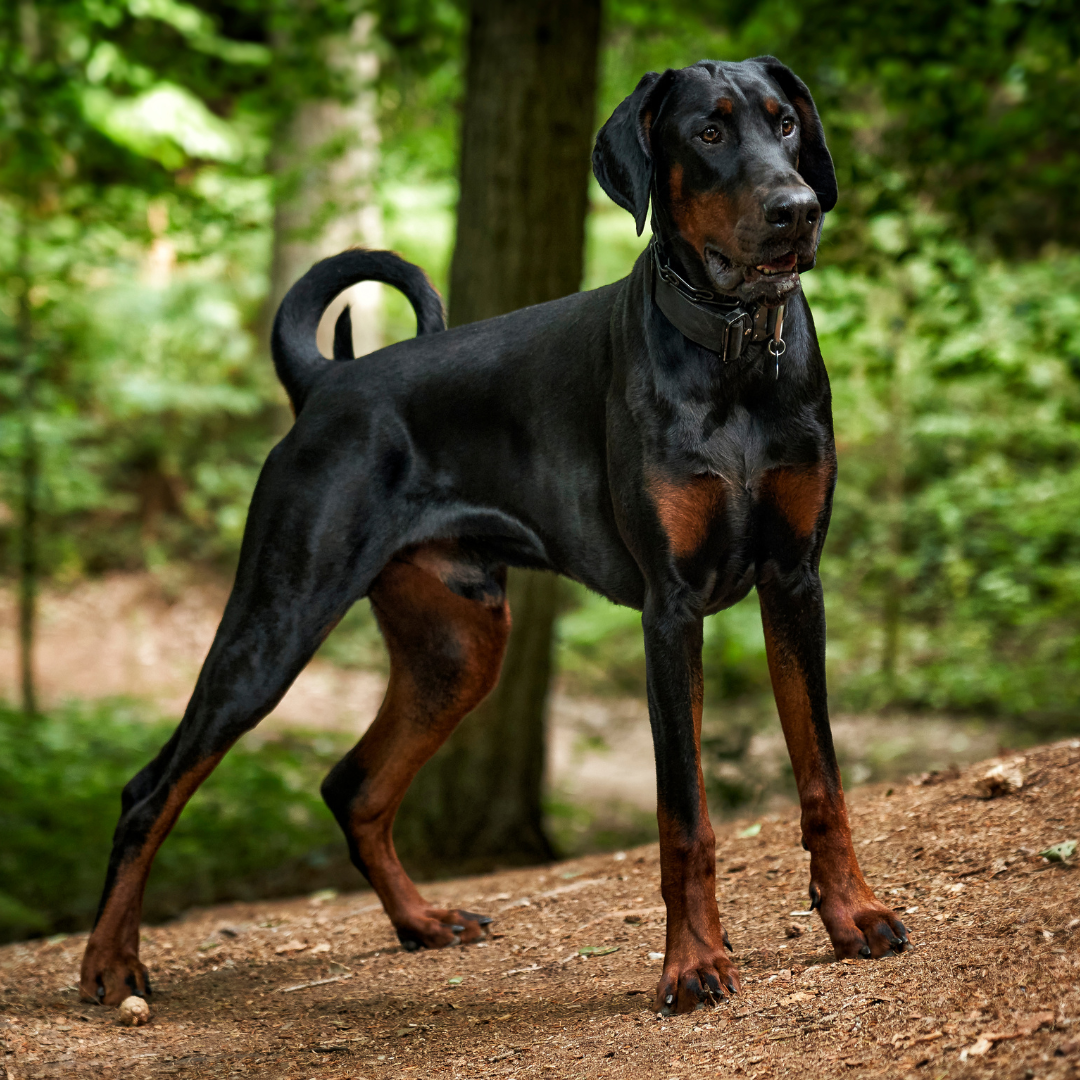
593 58 836 307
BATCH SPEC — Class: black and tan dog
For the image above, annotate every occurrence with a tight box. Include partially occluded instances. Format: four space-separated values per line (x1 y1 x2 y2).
81 57 908 1016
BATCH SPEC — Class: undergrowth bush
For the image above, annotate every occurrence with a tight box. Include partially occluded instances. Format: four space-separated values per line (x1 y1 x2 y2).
0 701 359 944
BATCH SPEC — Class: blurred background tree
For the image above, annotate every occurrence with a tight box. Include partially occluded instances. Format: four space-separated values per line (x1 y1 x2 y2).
2 0 1080 940
394 0 602 875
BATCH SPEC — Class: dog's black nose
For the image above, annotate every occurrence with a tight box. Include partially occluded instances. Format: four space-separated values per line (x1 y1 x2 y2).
762 188 820 234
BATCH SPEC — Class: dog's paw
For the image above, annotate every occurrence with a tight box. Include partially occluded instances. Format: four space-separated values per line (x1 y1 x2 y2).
814 884 910 960
653 942 740 1015
80 942 152 1006
396 907 492 951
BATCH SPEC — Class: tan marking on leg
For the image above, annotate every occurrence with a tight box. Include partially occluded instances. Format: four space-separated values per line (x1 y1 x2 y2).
761 604 908 960
337 550 509 944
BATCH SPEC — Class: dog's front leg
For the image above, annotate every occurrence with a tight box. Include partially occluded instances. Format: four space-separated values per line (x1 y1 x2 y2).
759 569 910 960
644 591 739 1015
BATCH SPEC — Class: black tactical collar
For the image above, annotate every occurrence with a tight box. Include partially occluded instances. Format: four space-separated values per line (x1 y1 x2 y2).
647 240 786 371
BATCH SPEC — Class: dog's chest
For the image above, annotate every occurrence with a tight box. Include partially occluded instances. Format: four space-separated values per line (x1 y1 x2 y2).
647 395 830 570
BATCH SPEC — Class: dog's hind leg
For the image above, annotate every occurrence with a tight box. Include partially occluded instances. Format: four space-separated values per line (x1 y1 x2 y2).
80 448 379 1005
321 546 510 950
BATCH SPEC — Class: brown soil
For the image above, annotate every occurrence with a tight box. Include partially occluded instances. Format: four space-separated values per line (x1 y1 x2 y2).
3 741 1079 1079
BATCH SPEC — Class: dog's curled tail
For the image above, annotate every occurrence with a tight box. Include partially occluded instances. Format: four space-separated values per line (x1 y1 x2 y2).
271 248 445 411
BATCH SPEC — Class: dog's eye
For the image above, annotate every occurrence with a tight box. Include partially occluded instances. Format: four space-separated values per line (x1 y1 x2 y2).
781 117 796 137
699 126 722 144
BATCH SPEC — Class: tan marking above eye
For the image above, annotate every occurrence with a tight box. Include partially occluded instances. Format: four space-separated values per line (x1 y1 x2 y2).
715 97 733 116
764 96 780 116
647 471 727 558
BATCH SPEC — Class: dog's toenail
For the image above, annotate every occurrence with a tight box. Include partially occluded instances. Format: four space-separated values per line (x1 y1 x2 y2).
451 925 465 933
859 946 871 958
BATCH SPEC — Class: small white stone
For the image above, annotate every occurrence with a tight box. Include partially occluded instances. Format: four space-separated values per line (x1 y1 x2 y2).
117 995 150 1026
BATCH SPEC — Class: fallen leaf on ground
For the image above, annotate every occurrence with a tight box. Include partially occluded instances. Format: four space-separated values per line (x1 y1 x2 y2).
1040 840 1077 862
274 940 308 954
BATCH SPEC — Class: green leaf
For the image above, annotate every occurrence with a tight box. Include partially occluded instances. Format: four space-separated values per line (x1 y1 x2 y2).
577 945 619 957
447 976 463 985
1040 840 1077 863
736 823 762 838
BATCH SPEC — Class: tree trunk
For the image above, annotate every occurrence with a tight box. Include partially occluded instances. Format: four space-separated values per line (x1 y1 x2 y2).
395 0 602 874
15 205 37 716
259 13 383 383
881 307 907 684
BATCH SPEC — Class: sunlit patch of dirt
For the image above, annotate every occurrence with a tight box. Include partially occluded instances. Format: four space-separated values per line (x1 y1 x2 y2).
3 741 1079 1078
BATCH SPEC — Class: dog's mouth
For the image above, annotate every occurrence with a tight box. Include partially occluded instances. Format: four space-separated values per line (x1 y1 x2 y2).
703 246 808 306
751 252 799 275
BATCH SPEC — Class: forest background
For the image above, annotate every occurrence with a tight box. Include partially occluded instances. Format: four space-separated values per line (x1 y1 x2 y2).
2 0 1080 943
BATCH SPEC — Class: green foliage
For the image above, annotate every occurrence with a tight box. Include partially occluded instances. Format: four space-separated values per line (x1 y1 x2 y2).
0 700 353 943
0 1 372 578
0 177 280 576
374 0 466 183
813 211 1080 721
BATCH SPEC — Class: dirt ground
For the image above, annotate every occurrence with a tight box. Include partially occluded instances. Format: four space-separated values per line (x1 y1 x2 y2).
3 741 1079 1080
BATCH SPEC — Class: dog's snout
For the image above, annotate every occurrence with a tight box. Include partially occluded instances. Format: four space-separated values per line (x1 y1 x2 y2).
762 188 820 234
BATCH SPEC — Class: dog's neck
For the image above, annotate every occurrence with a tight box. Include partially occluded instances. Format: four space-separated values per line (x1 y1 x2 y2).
647 238 785 369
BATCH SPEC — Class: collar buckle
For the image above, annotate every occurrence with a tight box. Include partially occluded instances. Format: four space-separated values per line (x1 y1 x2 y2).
718 309 753 364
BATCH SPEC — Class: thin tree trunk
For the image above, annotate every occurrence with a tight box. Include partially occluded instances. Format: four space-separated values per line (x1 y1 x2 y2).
395 0 602 873
881 313 906 683
259 13 383 390
16 204 37 716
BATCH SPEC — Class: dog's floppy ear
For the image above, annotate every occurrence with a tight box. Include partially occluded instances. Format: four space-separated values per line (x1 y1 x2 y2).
592 69 678 236
752 56 837 213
